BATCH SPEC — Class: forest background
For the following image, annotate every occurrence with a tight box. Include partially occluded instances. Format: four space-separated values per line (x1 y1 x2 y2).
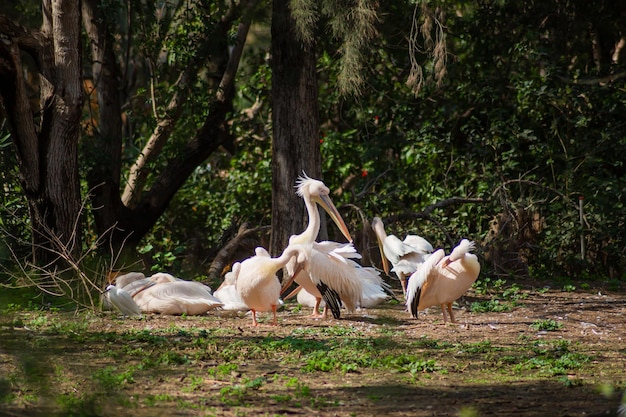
0 0 625 305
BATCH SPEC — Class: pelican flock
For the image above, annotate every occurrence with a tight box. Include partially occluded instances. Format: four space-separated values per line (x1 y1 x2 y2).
103 174 480 327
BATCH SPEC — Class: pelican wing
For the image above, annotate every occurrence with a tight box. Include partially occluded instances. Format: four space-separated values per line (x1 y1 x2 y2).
406 248 445 318
120 277 156 297
305 246 364 318
357 267 393 308
402 235 434 254
106 285 142 316
115 272 146 288
381 235 410 264
136 281 223 315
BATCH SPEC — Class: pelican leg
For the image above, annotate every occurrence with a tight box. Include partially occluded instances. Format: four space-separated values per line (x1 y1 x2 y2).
309 298 324 318
399 273 408 297
251 309 258 326
322 305 329 318
440 304 448 324
447 303 457 323
271 304 278 326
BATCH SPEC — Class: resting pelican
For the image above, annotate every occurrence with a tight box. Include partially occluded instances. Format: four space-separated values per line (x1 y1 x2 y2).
105 284 142 317
282 174 365 319
406 239 480 324
213 262 249 312
237 244 310 326
133 275 223 315
371 217 433 296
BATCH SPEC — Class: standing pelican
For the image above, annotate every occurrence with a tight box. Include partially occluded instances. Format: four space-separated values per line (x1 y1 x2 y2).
371 217 433 296
105 285 142 317
133 275 223 315
237 244 309 326
282 174 365 319
406 239 480 323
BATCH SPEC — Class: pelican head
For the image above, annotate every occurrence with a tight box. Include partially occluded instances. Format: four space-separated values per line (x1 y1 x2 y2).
296 173 352 243
371 217 391 275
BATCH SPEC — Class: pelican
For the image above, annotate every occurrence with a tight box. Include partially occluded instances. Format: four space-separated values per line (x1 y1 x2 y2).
237 244 310 326
282 174 365 319
406 239 480 324
213 262 249 312
105 284 142 317
371 217 433 296
133 275 223 315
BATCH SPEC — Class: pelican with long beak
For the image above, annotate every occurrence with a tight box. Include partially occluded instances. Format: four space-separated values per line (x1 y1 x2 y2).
281 174 373 319
371 217 433 297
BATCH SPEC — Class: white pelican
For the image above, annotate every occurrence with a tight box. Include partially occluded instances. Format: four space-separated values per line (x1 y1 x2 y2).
282 174 365 319
237 244 310 326
371 217 433 296
104 284 142 317
133 275 223 315
213 262 249 312
405 239 480 324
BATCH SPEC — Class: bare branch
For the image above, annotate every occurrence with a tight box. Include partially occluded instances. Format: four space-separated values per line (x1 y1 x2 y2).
207 223 269 281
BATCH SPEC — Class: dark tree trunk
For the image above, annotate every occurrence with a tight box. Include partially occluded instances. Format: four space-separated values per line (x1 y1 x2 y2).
81 0 127 247
0 0 84 265
270 0 322 257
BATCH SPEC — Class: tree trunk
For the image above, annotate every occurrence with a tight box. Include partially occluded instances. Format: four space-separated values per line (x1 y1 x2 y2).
0 0 84 265
270 0 322 257
81 0 127 247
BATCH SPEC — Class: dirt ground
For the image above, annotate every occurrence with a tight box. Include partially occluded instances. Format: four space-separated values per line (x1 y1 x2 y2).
1 284 625 417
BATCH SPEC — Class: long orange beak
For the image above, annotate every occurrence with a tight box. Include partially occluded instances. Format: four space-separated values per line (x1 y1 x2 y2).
283 285 303 301
375 234 391 275
280 264 305 295
314 194 353 243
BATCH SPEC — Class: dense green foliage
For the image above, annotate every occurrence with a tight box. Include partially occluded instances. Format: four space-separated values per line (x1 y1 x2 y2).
1 0 624 288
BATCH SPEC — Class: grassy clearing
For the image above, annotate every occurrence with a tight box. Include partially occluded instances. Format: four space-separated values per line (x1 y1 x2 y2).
0 286 625 416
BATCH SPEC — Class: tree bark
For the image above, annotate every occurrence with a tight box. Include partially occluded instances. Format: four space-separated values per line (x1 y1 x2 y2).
0 0 84 265
270 0 322 256
81 0 126 246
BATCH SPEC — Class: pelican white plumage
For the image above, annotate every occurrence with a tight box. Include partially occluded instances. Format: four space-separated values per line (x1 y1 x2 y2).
118 277 156 297
213 262 249 312
133 275 223 315
371 217 433 296
237 244 310 326
282 174 365 319
405 239 480 324
105 284 142 317
286 265 391 312
358 266 394 308
114 272 146 288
